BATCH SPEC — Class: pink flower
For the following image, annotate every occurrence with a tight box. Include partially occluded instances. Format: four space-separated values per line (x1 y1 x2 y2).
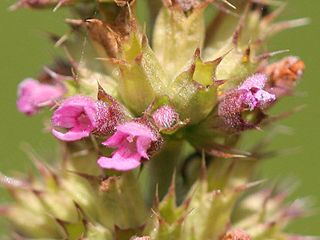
17 78 65 116
238 73 276 109
218 74 276 131
51 96 97 141
97 122 157 171
10 0 69 10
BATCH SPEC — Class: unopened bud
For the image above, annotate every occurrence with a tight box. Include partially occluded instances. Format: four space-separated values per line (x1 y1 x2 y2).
152 105 180 131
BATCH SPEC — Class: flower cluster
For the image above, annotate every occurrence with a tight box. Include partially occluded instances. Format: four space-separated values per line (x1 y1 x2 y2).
50 94 167 171
8 0 311 239
16 64 304 171
16 71 296 171
18 82 185 171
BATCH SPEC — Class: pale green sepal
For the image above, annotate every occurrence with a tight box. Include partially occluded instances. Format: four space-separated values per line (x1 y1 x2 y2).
86 223 113 240
152 6 206 79
8 204 64 238
39 190 79 223
204 1 247 60
215 47 257 93
77 65 119 99
181 179 212 240
118 34 168 114
168 51 218 124
98 172 148 230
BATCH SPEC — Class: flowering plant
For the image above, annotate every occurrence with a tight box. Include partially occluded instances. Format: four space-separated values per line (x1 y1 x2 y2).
1 0 315 239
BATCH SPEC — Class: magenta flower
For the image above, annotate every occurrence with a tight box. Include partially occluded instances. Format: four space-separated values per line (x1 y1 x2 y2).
10 0 69 10
17 78 65 116
218 74 276 131
238 73 276 109
97 122 157 171
51 96 97 141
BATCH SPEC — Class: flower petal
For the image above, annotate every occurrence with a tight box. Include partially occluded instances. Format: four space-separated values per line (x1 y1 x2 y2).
52 128 90 141
102 131 127 147
17 78 64 116
253 89 276 108
136 136 152 159
239 73 268 90
117 122 156 140
52 106 83 128
51 96 97 141
97 154 141 171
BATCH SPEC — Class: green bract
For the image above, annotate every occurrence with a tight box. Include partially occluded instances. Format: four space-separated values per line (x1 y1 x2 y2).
1 0 311 239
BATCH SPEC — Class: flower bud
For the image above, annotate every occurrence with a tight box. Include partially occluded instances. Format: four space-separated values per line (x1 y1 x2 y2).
17 78 65 116
152 105 180 131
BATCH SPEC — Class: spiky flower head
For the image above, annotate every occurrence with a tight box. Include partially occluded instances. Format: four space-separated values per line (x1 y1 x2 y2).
1 0 315 239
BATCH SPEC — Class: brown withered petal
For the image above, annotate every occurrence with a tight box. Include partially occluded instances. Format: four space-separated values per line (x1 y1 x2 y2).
114 225 145 240
85 19 120 58
99 176 120 192
222 229 252 240
33 59 73 84
261 56 305 97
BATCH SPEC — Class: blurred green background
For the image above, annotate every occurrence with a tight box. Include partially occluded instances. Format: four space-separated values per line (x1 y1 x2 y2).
0 0 319 236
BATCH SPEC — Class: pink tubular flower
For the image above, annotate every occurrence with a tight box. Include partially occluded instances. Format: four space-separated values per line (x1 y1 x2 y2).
97 122 157 171
51 96 97 141
17 78 65 116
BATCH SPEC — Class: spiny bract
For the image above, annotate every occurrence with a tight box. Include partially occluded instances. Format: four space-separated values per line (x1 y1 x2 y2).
1 0 315 239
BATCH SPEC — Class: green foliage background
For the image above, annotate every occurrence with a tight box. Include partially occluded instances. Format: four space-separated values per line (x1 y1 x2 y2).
0 0 319 236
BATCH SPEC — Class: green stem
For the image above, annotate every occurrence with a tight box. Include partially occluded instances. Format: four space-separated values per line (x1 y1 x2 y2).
143 139 189 205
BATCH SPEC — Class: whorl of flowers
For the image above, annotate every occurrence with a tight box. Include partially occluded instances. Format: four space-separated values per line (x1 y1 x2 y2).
1 0 315 239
